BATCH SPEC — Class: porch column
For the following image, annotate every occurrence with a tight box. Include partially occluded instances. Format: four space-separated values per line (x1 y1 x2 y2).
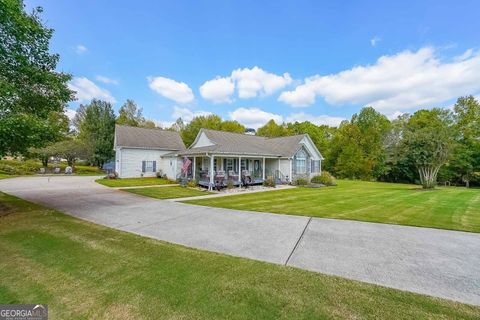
193 156 196 180
262 157 265 180
209 155 214 190
238 156 242 182
289 158 293 182
278 158 281 172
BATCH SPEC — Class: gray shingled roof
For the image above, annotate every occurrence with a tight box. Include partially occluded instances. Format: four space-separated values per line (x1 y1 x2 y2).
176 129 307 157
115 125 186 150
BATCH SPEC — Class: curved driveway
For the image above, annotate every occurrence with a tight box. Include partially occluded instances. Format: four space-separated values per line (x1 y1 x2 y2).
1 176 479 306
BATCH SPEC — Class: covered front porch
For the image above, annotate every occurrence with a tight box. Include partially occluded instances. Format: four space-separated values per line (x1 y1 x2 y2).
180 153 287 189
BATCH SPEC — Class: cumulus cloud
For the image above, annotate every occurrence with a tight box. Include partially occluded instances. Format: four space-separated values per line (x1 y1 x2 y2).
148 76 194 104
172 106 211 122
231 67 292 98
279 47 480 111
199 76 234 103
75 45 88 55
286 112 346 127
68 77 116 103
96 75 119 85
200 67 292 103
229 107 283 129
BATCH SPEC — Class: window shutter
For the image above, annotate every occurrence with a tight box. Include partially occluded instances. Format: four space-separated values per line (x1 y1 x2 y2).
142 161 146 173
152 161 156 172
223 159 227 171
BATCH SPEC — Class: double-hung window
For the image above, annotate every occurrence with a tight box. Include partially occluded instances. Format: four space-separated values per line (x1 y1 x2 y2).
142 160 156 172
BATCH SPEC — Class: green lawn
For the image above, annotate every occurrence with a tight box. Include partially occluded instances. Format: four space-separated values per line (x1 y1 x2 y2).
124 186 211 199
96 177 175 187
0 192 478 319
185 180 480 233
0 159 103 176
0 173 13 179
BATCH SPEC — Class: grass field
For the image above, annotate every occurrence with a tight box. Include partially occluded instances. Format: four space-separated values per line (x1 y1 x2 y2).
96 177 175 187
0 192 478 319
185 180 480 233
124 186 211 199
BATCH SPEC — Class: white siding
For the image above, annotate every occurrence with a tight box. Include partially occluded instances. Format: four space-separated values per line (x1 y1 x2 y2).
116 148 176 178
300 136 322 160
191 132 214 148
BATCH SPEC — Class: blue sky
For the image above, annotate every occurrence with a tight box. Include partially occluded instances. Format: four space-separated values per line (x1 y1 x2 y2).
26 0 480 128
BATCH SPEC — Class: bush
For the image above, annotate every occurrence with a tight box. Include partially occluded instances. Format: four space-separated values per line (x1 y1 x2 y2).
294 178 309 186
187 179 198 188
227 179 235 189
156 170 167 179
311 171 336 186
263 177 276 188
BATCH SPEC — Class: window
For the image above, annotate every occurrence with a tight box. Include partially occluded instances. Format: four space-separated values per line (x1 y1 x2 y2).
143 161 155 172
226 159 234 172
311 160 320 173
295 150 307 174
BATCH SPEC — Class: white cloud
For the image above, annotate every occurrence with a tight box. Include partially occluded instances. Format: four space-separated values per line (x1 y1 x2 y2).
279 47 480 111
96 75 119 85
148 76 194 104
75 45 88 55
231 66 292 98
229 107 283 129
172 106 211 122
199 76 234 103
286 112 346 127
64 108 77 121
370 36 381 47
68 77 116 103
200 67 292 103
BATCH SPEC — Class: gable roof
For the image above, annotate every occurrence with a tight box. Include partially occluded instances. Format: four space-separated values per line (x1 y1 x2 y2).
177 129 316 158
115 125 186 150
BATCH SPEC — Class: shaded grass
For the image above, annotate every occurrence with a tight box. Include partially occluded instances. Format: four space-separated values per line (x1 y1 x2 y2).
185 180 480 233
0 192 478 319
95 177 174 187
124 186 212 199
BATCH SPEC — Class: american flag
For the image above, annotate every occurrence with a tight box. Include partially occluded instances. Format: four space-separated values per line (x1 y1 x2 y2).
181 157 192 174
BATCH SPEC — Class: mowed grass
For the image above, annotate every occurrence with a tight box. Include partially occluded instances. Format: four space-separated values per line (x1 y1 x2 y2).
185 180 480 233
96 177 175 187
124 186 211 199
0 193 478 319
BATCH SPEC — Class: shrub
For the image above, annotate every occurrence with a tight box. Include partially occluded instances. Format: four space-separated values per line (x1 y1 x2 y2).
294 178 309 186
187 179 198 188
263 177 276 188
156 170 167 179
311 171 336 186
227 179 235 189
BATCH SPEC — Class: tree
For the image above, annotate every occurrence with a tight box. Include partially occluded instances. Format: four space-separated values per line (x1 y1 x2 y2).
77 99 116 166
50 139 89 167
402 109 454 189
449 96 480 187
28 144 55 167
179 115 244 146
256 120 291 137
0 0 74 155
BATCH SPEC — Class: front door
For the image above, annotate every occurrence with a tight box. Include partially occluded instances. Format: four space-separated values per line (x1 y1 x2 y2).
253 159 261 178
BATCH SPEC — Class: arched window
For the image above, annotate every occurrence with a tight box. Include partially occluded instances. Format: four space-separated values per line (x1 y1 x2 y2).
295 149 307 174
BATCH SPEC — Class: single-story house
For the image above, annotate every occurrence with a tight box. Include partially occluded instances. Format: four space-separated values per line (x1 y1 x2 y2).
114 125 323 186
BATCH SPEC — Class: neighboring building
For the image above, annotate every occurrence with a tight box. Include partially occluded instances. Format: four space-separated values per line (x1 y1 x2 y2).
114 125 186 178
114 125 323 185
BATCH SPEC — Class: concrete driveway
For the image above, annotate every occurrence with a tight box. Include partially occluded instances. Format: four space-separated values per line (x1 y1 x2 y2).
1 176 479 306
